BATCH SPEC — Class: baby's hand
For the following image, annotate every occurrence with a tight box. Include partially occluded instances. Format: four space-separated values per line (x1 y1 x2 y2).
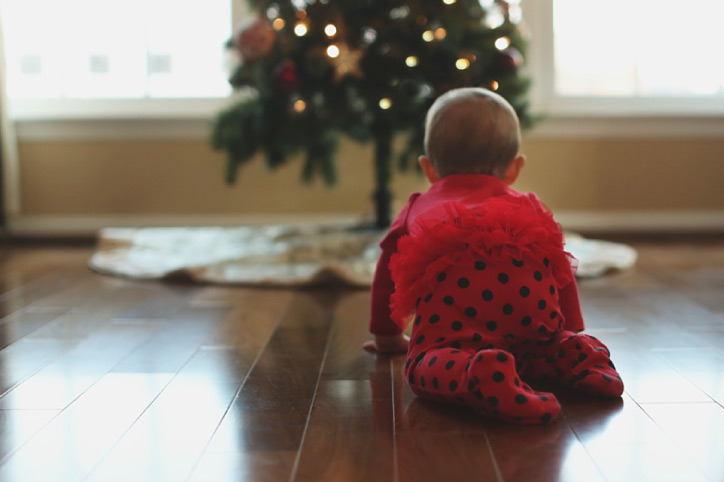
363 333 410 355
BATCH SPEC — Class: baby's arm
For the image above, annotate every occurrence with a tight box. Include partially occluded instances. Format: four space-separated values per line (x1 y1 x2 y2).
366 242 410 354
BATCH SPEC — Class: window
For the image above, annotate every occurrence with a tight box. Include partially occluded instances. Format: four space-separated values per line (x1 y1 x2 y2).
525 0 724 116
1 0 232 118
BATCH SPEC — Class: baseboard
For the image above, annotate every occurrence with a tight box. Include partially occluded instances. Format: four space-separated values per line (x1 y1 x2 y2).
5 210 724 238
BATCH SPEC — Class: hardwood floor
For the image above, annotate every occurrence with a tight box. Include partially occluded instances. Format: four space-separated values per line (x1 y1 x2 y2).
0 237 723 481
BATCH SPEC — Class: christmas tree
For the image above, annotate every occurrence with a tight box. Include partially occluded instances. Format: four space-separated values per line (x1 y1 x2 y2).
212 0 531 228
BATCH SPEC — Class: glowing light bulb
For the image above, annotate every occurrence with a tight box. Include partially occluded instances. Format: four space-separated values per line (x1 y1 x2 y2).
405 56 419 67
294 22 308 36
379 98 392 110
324 24 337 37
326 44 340 58
495 36 511 50
490 80 499 90
294 99 306 112
422 30 435 42
272 18 285 30
434 28 447 40
443 0 457 4
455 58 471 70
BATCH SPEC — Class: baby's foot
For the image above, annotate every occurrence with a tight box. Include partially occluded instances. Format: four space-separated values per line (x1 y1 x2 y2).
571 362 624 398
471 350 561 424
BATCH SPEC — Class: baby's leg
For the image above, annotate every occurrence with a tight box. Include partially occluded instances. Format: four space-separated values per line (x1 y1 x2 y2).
406 347 561 424
519 331 624 398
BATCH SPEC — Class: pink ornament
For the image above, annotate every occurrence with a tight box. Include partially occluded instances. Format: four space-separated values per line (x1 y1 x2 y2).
275 60 300 92
497 47 523 72
234 17 276 62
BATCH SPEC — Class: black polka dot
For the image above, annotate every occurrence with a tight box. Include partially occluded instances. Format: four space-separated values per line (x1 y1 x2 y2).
415 352 426 363
487 396 499 407
482 290 494 301
414 315 422 326
549 285 556 294
465 307 477 318
449 380 458 392
519 286 530 297
579 353 588 362
492 371 505 382
445 360 455 370
539 395 548 401
428 356 438 367
425 293 433 302
443 295 454 305
473 389 483 399
512 259 524 267
538 324 548 333
432 377 439 389
543 257 550 267
503 304 513 315
457 277 470 288
534 271 543 282
450 341 462 349
451 321 463 331
405 358 411 369
515 394 528 404
498 273 509 284
476 354 484 362
475 261 486 270
550 310 558 319
429 314 440 324
514 378 520 387
521 316 532 326
541 413 552 423
408 373 415 384
435 336 446 343
416 335 425 344
602 373 612 382
467 380 476 391
538 299 547 310
486 321 498 331
472 333 482 342
437 271 447 282
496 352 508 363
420 376 426 387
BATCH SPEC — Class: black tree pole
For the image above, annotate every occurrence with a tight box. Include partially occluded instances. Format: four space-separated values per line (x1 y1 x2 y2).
372 116 392 229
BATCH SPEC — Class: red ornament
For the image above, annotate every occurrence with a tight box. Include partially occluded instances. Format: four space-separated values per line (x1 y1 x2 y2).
234 17 276 62
275 60 300 92
497 47 523 72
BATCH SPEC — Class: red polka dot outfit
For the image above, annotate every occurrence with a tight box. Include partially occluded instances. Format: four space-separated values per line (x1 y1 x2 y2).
369 175 623 424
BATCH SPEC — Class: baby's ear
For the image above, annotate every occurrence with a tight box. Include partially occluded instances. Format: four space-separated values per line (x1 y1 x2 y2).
503 155 526 185
419 155 439 183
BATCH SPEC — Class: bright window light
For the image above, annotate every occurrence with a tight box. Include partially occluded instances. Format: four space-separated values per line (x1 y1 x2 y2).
1 0 232 100
554 0 724 97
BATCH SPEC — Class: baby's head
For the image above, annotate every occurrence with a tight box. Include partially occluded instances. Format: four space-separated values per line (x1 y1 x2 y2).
422 87 523 183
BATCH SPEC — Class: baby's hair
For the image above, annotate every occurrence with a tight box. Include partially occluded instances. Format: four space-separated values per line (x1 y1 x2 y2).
424 87 521 178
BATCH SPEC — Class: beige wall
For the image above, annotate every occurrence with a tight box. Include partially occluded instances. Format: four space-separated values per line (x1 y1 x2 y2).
14 134 724 226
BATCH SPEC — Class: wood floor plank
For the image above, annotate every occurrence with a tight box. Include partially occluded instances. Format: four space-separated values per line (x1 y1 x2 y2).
293 292 395 482
0 373 172 482
110 306 228 373
85 348 256 482
0 321 162 410
190 291 340 482
0 409 59 461
641 402 724 482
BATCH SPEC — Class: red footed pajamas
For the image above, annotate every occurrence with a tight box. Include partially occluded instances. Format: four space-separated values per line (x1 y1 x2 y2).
369 175 623 425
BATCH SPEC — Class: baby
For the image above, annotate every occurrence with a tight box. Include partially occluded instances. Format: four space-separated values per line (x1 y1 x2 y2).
365 87 623 424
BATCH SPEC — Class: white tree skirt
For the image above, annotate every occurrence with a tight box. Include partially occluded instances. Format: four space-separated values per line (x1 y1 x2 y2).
89 223 637 287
